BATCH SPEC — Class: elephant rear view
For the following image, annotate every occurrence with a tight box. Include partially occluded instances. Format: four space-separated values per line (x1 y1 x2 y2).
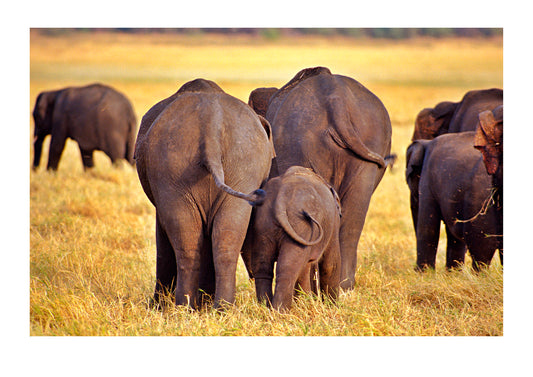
247 166 342 311
32 83 137 171
258 67 393 290
135 79 275 309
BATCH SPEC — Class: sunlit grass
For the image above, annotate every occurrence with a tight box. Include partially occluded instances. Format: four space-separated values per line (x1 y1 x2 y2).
29 30 503 336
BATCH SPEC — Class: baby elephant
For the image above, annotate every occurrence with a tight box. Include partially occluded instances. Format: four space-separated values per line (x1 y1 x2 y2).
246 166 342 311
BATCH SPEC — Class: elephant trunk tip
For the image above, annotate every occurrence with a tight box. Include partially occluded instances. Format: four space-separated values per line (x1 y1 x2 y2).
248 189 266 206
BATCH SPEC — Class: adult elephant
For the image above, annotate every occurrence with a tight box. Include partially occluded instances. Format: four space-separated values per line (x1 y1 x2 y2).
412 88 502 140
135 79 275 309
405 106 503 270
254 67 394 290
32 83 137 170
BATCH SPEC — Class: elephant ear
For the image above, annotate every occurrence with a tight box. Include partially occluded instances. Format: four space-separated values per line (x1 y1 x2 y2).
248 87 278 117
474 107 503 175
405 140 429 183
412 102 457 140
257 115 276 159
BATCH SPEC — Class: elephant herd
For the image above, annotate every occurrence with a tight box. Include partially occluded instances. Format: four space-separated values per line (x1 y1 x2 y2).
32 67 503 311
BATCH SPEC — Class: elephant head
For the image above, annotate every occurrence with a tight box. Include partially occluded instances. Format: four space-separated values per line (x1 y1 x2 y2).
248 87 278 117
405 140 431 230
474 105 503 184
32 90 58 169
412 101 458 140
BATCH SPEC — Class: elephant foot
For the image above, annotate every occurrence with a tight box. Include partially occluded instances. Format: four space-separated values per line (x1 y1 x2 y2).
414 263 436 272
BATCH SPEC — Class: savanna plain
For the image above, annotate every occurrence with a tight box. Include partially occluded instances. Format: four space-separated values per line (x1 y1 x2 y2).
29 30 503 336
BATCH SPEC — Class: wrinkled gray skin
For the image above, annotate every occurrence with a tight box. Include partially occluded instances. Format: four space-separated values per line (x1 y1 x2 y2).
405 129 503 271
250 67 393 290
32 83 137 170
246 166 341 311
412 88 502 140
134 79 275 309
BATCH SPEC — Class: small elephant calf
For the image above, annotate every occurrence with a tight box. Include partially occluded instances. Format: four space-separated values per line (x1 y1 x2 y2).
245 166 342 311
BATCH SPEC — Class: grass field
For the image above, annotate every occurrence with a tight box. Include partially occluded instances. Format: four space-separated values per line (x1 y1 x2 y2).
29 30 503 337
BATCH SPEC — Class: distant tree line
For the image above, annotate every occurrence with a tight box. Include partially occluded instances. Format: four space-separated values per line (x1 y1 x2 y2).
36 28 503 40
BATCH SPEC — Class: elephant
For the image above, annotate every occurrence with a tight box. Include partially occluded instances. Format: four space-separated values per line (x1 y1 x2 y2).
245 166 342 311
405 107 503 271
32 83 137 171
251 66 394 290
412 88 503 140
134 78 276 309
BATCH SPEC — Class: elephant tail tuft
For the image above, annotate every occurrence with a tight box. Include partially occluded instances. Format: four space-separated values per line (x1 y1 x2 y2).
384 153 397 170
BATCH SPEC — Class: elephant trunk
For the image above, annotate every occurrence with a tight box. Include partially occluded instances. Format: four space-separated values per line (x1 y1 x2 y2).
33 134 45 170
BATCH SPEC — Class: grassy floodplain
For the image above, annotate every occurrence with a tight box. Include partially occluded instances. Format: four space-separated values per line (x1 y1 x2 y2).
29 30 503 336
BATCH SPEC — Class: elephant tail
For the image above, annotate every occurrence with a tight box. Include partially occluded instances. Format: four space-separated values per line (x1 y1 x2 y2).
384 153 398 170
203 108 266 206
326 95 387 168
209 167 267 206
274 187 324 246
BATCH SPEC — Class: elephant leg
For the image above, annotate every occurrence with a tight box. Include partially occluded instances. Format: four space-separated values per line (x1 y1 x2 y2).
466 231 499 271
273 242 309 311
416 193 442 270
338 167 378 290
79 147 95 170
47 132 67 170
445 226 467 270
253 235 277 306
210 199 252 309
295 262 313 296
153 214 177 306
159 204 204 309
319 238 341 303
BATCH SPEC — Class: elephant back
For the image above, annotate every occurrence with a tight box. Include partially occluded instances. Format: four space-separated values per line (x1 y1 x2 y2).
448 88 503 133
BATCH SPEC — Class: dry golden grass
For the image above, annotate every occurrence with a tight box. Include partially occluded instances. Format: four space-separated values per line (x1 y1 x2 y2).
29 30 503 337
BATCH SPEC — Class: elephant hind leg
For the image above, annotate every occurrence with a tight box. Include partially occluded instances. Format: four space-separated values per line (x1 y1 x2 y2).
79 147 95 170
153 215 177 307
295 262 315 296
445 226 467 270
467 235 499 271
210 200 253 309
158 204 205 309
319 236 341 303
